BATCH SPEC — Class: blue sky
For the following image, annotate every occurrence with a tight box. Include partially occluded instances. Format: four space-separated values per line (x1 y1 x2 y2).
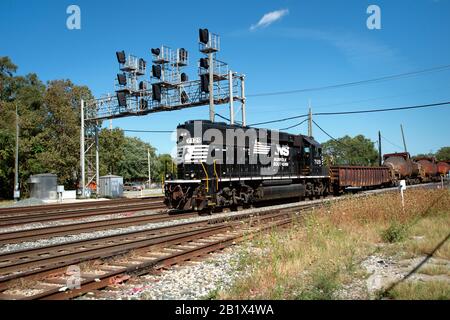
1 0 449 157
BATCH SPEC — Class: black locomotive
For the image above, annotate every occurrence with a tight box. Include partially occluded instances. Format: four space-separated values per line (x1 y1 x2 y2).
164 120 330 211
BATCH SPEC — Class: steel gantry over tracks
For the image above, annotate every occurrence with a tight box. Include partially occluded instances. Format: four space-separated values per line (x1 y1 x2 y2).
80 28 246 197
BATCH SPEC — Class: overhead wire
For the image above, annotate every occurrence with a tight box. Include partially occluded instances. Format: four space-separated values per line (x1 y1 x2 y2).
247 64 450 98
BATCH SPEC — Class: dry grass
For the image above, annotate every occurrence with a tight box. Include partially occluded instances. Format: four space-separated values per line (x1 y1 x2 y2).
220 189 450 300
402 211 450 260
418 264 450 277
386 281 450 300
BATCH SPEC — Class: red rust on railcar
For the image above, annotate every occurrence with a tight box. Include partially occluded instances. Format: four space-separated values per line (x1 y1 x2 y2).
330 166 391 188
415 156 438 177
383 152 419 179
437 161 450 175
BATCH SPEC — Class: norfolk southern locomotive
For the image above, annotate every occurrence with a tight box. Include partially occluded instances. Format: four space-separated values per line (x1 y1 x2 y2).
164 120 329 211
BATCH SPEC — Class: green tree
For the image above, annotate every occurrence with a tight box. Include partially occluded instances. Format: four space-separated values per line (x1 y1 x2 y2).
99 128 126 175
0 56 93 198
435 147 450 161
116 136 157 181
322 135 378 166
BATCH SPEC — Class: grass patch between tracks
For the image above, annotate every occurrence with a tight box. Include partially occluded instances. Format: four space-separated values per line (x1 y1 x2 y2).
220 188 450 300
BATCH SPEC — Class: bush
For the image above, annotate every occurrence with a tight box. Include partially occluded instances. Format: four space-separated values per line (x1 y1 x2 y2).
381 222 407 243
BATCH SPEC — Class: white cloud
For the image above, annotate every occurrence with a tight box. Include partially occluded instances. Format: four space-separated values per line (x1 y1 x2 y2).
250 9 289 31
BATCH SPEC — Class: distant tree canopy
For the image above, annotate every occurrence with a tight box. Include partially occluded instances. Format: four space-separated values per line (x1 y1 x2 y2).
0 56 172 199
99 129 173 183
322 135 379 166
414 147 450 161
435 147 450 161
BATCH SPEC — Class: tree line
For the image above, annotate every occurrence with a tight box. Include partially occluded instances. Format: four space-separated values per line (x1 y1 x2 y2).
0 57 173 199
321 135 450 166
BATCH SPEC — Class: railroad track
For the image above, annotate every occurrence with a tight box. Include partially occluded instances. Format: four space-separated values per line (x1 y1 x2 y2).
0 211 198 245
0 196 164 216
0 183 442 300
0 200 166 227
0 202 315 300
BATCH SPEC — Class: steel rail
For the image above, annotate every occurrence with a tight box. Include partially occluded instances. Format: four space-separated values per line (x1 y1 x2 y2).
0 196 164 215
0 202 166 227
0 212 197 245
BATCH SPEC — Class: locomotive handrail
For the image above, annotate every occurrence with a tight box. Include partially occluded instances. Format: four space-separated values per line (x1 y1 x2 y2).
201 162 209 192
213 160 219 190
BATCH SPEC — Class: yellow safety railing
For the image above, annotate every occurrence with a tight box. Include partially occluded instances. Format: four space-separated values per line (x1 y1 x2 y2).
201 162 209 192
213 160 219 190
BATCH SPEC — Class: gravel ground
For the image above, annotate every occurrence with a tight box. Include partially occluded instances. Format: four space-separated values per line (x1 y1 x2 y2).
78 246 250 300
2 198 45 208
0 209 165 234
0 198 328 254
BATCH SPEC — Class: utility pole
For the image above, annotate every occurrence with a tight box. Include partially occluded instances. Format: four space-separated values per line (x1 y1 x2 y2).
400 124 407 153
147 148 151 189
228 70 234 125
208 51 214 122
378 130 382 166
13 103 20 202
241 75 246 126
80 99 86 198
108 93 112 130
308 100 312 137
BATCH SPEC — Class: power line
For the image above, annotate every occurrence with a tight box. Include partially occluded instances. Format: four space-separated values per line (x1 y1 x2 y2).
313 101 450 116
123 129 173 133
381 135 403 150
312 120 339 142
247 64 450 97
312 120 364 155
123 100 450 133
249 100 450 127
279 118 308 131
250 113 308 127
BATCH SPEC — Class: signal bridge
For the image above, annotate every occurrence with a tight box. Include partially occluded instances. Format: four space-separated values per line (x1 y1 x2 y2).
80 29 246 197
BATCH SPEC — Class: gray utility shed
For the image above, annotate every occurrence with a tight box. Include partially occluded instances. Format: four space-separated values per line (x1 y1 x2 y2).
28 173 58 200
98 175 123 198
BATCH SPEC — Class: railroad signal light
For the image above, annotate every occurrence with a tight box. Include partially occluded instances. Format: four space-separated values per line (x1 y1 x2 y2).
181 90 189 103
152 65 162 79
152 83 161 101
151 48 161 56
117 73 127 86
117 92 127 107
200 74 209 93
116 51 126 64
181 72 188 82
179 48 188 62
199 28 209 44
139 98 148 110
139 81 147 90
139 58 146 70
199 58 209 69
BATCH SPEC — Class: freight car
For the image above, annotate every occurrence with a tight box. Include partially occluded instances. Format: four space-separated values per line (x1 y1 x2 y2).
415 156 440 182
437 161 450 176
330 166 392 194
383 152 420 185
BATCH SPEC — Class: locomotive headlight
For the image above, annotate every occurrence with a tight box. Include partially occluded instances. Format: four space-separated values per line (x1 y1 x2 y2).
190 173 196 178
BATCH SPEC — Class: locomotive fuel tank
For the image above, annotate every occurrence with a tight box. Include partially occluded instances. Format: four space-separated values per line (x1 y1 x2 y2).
416 157 438 177
382 152 418 179
437 161 449 176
